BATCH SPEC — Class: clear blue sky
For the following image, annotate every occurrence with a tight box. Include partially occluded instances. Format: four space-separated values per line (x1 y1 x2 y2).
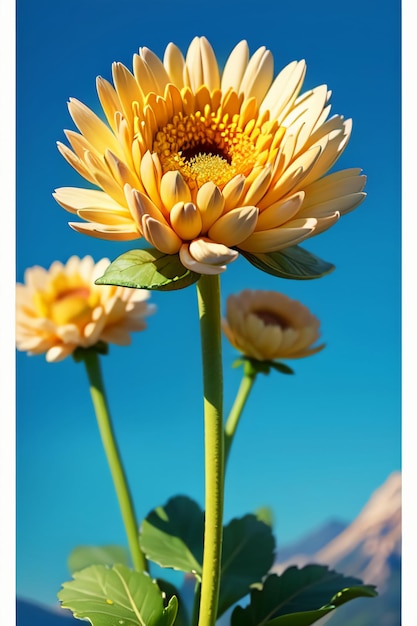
15 0 401 606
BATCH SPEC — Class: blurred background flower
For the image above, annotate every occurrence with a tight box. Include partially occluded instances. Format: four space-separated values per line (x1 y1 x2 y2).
16 255 155 362
54 37 365 275
222 289 324 362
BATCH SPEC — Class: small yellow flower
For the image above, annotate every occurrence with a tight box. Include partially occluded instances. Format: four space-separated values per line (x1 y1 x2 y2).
16 256 155 362
54 37 365 275
222 289 324 361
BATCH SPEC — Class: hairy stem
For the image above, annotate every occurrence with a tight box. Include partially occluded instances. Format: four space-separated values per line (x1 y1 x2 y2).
196 274 224 626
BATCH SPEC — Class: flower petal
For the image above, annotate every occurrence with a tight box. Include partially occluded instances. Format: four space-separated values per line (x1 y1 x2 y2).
160 170 192 210
281 85 330 156
238 217 317 252
140 151 163 207
302 168 366 206
96 76 122 133
185 36 220 92
170 202 203 240
68 221 139 240
179 244 227 275
256 192 305 230
221 40 249 93
301 192 366 219
111 62 143 124
238 46 274 103
53 187 127 215
46 345 76 363
196 182 225 231
68 98 122 158
260 60 306 121
163 43 186 88
189 238 239 265
76 209 133 226
208 206 258 247
243 164 273 206
222 175 246 212
125 185 169 226
141 215 182 254
139 46 171 94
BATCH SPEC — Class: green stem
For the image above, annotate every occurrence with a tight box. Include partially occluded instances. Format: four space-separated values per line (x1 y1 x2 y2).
224 364 257 467
81 349 147 573
191 580 202 626
196 274 224 626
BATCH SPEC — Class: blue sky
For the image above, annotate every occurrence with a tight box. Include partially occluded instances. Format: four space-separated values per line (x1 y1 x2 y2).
14 0 401 607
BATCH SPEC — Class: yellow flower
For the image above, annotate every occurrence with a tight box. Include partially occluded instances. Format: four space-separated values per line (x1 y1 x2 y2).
222 289 324 361
54 37 365 275
16 256 155 362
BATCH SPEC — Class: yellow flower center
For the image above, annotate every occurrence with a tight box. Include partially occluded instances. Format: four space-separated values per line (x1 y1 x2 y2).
254 309 291 329
34 277 100 326
153 109 257 188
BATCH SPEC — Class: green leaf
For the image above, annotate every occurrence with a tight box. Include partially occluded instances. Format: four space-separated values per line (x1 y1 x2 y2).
156 579 190 626
265 608 334 625
139 496 204 576
72 341 109 362
245 359 271 376
232 358 246 369
268 361 295 375
95 248 200 291
231 566 377 626
254 507 274 529
140 497 276 618
266 585 379 625
330 584 378 607
68 545 130 574
58 563 178 626
218 515 276 617
242 246 335 280
234 357 295 377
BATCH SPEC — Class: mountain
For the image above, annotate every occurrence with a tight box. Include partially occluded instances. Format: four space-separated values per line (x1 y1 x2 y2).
273 471 402 626
276 519 348 563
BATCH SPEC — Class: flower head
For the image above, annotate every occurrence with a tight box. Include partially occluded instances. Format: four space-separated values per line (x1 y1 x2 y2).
54 37 365 275
222 289 324 361
16 255 155 362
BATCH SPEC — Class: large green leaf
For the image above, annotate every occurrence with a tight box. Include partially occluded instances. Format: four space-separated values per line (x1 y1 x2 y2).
139 496 204 575
218 514 275 616
68 545 130 574
231 566 377 626
58 563 178 626
140 497 275 617
242 246 335 280
95 248 200 291
266 586 379 626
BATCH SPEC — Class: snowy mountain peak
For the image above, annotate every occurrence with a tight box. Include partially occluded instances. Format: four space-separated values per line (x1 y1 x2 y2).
274 472 401 592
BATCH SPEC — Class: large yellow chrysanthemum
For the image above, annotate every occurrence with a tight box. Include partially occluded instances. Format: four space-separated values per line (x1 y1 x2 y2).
16 256 155 362
54 37 366 275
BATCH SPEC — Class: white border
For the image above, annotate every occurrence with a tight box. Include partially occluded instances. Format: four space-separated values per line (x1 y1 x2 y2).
401 0 415 623
0 0 16 620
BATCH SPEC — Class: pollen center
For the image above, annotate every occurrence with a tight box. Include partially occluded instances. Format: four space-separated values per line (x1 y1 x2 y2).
254 309 291 329
153 108 257 188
